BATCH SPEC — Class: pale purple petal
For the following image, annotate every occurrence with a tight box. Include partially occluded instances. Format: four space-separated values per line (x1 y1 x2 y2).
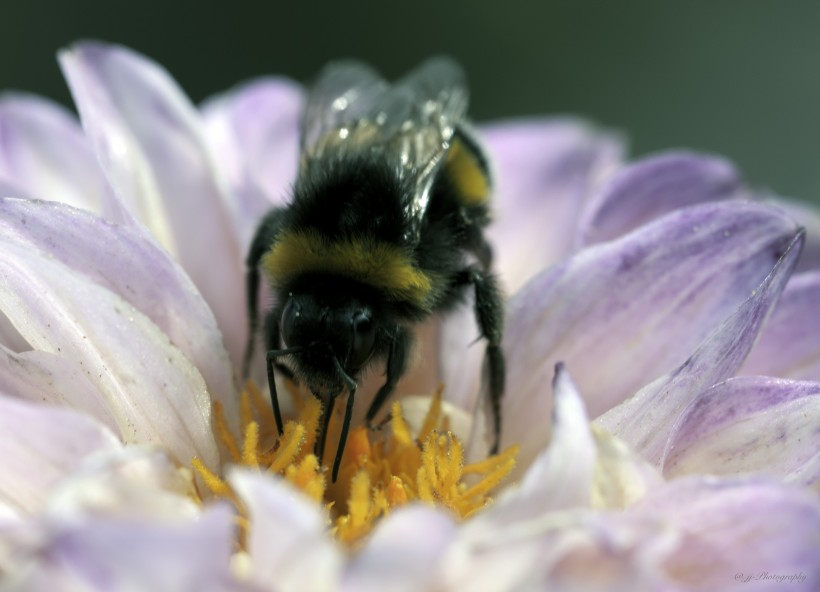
741 270 820 381
0 93 108 212
597 230 803 466
442 118 624 411
4 505 237 592
229 469 343 592
475 365 595 519
504 202 800 457
480 118 624 294
663 377 820 489
0 395 120 515
0 233 220 471
0 198 238 431
201 78 302 247
58 41 246 367
578 151 747 246
624 477 820 591
768 197 820 272
341 506 456 592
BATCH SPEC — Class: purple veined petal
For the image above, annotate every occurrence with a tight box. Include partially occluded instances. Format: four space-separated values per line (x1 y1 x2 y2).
229 469 343 592
597 229 804 466
4 505 238 592
479 117 624 294
623 476 820 591
0 198 238 432
474 365 596 520
663 377 820 490
0 238 220 472
341 506 456 592
0 395 121 515
58 41 246 368
0 348 118 434
201 78 303 248
741 270 820 381
577 151 747 247
766 196 820 273
504 201 800 459
0 92 108 212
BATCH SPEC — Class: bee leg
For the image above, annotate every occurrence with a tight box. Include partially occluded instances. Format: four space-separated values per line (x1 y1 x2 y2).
263 312 297 383
243 207 287 378
458 267 505 455
364 326 410 429
265 349 285 436
332 364 357 483
315 391 336 469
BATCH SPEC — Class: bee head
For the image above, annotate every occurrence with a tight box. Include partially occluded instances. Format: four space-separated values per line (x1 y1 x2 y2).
279 287 378 386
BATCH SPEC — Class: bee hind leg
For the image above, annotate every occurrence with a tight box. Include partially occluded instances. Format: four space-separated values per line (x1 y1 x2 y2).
457 267 505 455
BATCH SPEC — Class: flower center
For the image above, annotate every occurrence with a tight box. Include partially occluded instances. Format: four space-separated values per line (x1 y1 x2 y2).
193 382 518 546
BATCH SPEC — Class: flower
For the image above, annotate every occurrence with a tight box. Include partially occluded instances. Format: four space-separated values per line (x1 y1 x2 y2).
1 40 819 590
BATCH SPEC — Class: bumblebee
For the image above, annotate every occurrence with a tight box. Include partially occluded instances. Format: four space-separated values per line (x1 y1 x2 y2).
244 58 504 481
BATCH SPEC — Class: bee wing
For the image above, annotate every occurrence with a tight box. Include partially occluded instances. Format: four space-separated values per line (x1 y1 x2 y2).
301 57 470 236
300 61 389 154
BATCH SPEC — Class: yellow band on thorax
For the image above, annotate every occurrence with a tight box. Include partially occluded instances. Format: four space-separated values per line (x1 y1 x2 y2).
263 230 435 307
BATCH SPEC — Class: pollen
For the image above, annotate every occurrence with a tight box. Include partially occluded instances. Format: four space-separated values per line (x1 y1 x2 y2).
194 382 518 546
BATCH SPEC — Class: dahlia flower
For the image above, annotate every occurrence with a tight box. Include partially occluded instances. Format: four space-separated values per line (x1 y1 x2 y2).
0 41 818 591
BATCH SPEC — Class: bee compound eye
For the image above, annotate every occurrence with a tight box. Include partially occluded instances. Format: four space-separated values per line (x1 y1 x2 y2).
280 299 300 347
349 312 376 369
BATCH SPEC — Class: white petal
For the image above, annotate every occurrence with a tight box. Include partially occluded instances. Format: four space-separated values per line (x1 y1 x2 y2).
0 348 118 435
59 41 246 367
229 469 343 592
0 236 220 471
342 506 456 592
0 198 238 433
477 365 595 520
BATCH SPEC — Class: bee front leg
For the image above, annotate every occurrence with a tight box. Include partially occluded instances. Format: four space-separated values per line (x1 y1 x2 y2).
243 207 288 378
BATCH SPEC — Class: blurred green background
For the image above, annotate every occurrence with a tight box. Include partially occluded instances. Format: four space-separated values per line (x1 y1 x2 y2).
3 0 818 204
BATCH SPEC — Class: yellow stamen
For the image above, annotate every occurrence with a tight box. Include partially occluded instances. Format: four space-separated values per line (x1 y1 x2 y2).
241 422 260 467
195 383 518 546
212 401 241 463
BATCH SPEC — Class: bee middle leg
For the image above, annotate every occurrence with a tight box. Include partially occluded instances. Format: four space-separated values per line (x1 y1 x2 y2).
365 326 411 429
263 313 298 436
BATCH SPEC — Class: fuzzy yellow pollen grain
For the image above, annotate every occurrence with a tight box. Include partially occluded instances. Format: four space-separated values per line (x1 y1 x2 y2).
193 383 518 546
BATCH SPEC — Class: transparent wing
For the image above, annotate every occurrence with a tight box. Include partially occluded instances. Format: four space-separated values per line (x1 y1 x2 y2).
300 57 470 236
300 61 388 154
